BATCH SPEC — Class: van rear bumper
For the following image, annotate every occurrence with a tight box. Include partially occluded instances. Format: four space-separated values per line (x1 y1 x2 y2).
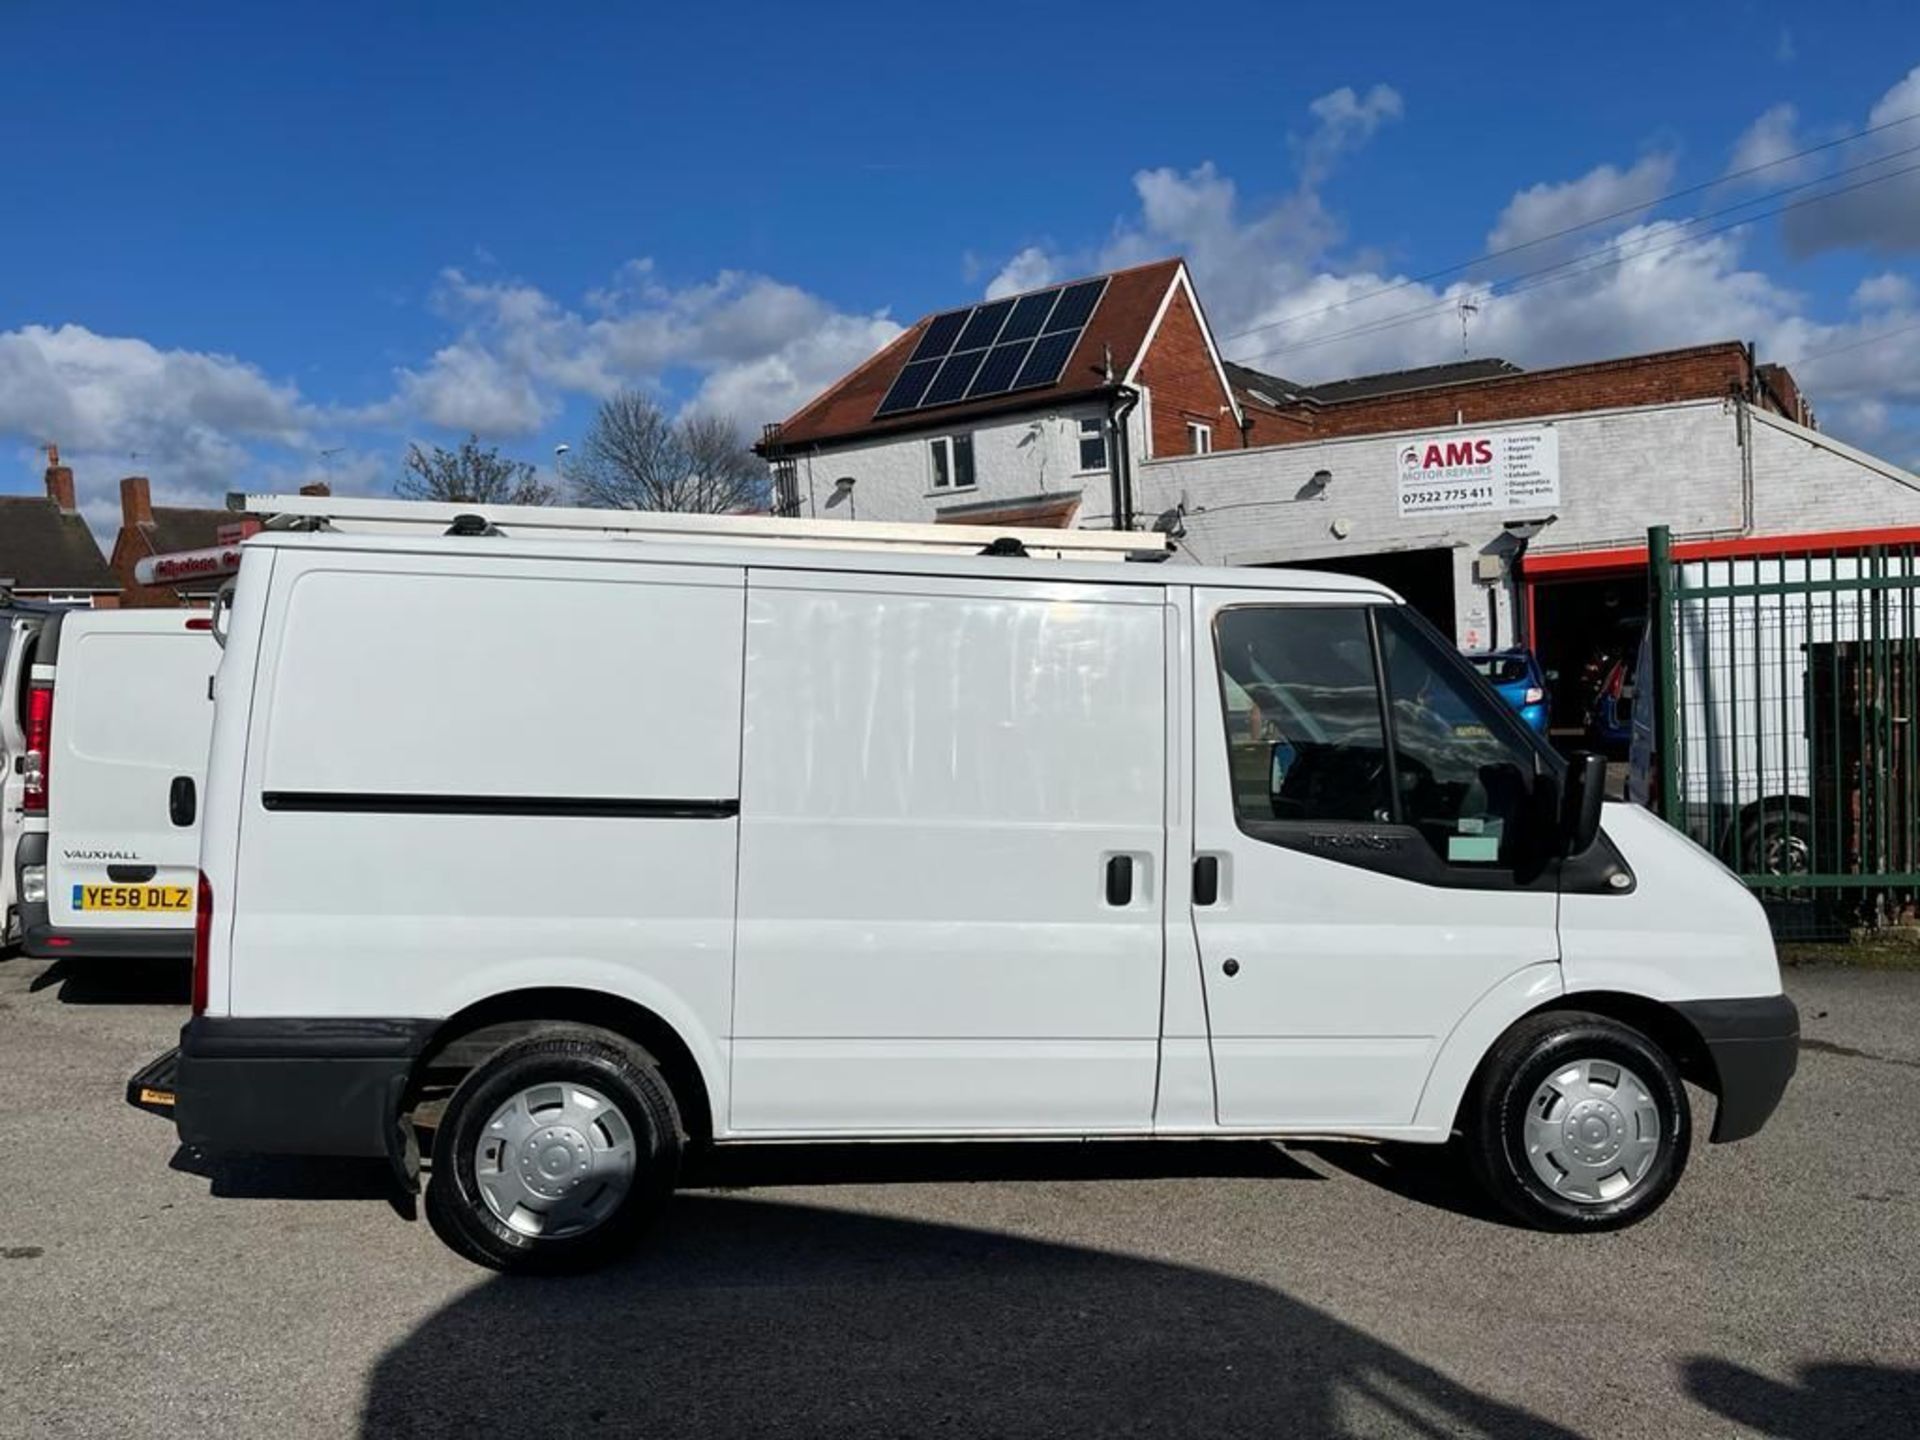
163 1016 437 1158
22 919 191 961
1674 994 1800 1143
16 833 192 961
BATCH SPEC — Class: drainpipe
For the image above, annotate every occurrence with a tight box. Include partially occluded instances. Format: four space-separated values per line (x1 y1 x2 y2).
1107 385 1140 531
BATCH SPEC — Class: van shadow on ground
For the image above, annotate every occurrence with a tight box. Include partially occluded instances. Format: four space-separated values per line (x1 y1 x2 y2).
359 1194 1585 1440
1684 1357 1920 1438
27 956 189 1006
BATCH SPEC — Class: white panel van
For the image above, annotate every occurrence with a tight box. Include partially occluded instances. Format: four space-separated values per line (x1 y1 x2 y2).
130 502 1798 1272
15 609 218 960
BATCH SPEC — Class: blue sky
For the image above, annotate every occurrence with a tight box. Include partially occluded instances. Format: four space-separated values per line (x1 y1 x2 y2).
3 1 1918 532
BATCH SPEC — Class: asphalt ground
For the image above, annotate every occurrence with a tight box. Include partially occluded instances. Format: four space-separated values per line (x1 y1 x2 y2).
1 953 1915 1439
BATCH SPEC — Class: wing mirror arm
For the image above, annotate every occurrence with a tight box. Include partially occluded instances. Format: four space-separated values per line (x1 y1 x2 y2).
1559 751 1608 856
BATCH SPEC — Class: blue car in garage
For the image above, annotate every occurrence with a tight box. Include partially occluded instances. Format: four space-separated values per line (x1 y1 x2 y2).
1467 648 1551 735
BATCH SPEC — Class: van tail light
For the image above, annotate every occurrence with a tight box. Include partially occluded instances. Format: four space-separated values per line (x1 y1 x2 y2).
1523 687 1545 705
22 682 52 815
192 870 213 1015
1605 661 1626 701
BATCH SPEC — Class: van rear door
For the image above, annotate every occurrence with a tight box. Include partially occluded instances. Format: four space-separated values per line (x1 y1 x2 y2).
1 617 38 933
45 614 215 940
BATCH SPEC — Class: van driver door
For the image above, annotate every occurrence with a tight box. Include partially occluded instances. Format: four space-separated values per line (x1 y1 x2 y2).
1188 590 1560 1129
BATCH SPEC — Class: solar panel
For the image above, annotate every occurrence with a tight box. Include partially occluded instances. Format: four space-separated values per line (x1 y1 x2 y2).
996 290 1057 344
909 311 969 363
922 348 988 407
1042 279 1105 334
1014 330 1080 390
954 298 1014 353
870 277 1109 420
965 341 1029 399
874 357 944 416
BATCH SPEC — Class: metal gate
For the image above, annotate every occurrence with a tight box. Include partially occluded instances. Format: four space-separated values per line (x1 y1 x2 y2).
1646 524 1920 936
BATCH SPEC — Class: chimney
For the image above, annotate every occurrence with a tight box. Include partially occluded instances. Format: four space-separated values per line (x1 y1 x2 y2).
120 475 155 530
44 451 76 513
298 481 331 497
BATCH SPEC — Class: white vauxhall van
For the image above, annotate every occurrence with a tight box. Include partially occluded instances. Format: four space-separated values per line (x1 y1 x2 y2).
130 497 1798 1272
16 608 218 960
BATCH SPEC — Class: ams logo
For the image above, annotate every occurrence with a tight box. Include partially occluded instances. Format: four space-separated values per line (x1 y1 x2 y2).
1400 439 1493 471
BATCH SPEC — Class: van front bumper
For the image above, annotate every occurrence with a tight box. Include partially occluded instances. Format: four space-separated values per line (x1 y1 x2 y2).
1674 994 1800 1143
130 1016 437 1159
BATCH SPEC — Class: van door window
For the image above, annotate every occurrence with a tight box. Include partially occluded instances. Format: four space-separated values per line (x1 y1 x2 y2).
1375 608 1539 865
1214 606 1391 825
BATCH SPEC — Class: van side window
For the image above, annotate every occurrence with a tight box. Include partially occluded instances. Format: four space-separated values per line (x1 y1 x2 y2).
1375 608 1536 865
1215 607 1391 825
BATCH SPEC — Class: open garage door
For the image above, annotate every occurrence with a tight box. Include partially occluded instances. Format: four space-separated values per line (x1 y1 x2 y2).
1530 573 1645 747
1277 548 1457 638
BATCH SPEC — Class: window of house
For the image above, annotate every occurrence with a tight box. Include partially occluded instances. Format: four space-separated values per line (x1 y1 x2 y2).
1077 417 1108 472
1213 604 1542 865
1187 421 1213 455
929 434 975 491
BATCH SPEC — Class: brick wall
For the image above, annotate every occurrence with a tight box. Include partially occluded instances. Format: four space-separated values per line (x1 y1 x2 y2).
1134 287 1243 458
1297 344 1758 440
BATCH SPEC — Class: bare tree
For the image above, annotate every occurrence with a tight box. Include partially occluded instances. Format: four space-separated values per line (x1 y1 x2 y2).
398 435 558 505
570 391 769 513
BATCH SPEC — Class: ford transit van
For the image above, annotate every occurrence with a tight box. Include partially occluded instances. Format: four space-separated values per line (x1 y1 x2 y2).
130 497 1798 1272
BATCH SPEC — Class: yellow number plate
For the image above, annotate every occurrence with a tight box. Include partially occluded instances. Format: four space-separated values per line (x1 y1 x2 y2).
73 884 193 913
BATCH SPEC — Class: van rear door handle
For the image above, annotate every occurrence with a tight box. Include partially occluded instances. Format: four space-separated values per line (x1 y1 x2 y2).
169 776 197 828
1193 855 1220 906
1104 855 1134 907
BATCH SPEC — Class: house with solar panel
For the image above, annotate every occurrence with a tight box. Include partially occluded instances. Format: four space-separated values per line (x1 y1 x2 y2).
757 258 1284 531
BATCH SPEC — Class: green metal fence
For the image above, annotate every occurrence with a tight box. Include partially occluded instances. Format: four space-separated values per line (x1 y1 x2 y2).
1646 523 1920 937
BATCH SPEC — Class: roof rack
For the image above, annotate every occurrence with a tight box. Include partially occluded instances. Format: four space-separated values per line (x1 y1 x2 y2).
229 494 1168 563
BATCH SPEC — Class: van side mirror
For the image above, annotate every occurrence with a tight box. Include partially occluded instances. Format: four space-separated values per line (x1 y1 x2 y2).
1561 751 1607 856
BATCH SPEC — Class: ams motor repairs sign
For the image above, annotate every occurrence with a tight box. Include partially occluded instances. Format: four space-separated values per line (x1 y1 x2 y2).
1396 426 1560 517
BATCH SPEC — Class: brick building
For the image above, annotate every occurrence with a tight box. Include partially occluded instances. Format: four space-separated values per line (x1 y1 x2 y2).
757 258 1294 529
0 453 119 605
107 475 237 607
766 259 1920 718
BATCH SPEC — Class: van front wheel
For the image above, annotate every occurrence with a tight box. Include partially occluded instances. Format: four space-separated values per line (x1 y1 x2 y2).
1467 1011 1690 1231
426 1025 683 1272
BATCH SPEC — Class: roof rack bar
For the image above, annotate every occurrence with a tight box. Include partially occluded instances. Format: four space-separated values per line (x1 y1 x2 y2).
232 494 1166 562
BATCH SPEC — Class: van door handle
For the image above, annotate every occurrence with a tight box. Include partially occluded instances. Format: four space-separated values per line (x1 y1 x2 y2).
169 775 197 828
1193 855 1220 906
1104 855 1134 907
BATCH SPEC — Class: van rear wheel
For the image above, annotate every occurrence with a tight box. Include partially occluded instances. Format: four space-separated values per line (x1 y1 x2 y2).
1467 1011 1690 1231
425 1025 683 1272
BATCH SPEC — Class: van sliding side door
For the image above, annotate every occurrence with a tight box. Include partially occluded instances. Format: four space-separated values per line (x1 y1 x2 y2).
729 569 1168 1135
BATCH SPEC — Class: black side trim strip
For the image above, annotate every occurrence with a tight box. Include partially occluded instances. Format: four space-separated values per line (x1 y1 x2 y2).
182 1016 438 1061
261 791 739 819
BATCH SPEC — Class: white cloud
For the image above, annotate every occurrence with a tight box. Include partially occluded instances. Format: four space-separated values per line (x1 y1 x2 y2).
0 323 313 509
1729 104 1808 181
385 263 903 435
1782 65 1920 256
975 110 1920 465
986 246 1058 300
1298 84 1404 183
1855 272 1916 310
1487 153 1677 258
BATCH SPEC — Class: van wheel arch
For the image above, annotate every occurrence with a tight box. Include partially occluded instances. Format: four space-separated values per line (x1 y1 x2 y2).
410 989 713 1148
1456 991 1715 1131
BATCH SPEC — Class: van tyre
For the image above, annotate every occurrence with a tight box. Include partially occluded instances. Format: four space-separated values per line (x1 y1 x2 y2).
426 1025 683 1273
1467 1011 1690 1231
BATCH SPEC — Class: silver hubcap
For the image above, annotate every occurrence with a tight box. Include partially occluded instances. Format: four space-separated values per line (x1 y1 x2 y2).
473 1081 636 1239
1522 1058 1663 1204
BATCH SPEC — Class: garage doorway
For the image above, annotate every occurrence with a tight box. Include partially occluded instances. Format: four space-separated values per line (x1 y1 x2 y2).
1529 572 1645 745
1277 548 1456 637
